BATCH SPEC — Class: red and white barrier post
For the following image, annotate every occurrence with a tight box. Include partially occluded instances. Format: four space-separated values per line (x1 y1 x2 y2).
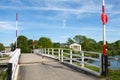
16 13 18 48
101 0 108 76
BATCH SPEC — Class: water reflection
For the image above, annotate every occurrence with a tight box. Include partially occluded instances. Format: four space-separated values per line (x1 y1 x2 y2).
92 55 120 69
109 55 120 69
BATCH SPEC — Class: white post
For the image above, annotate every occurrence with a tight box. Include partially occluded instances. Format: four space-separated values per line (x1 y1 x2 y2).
70 50 72 64
43 48 45 54
99 53 102 74
81 51 84 68
61 49 63 62
41 49 43 54
101 0 108 76
58 49 61 61
39 49 41 54
16 13 18 48
48 49 49 55
52 48 54 56
45 48 46 54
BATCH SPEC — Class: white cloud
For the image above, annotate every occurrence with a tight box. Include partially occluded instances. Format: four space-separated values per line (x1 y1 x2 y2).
0 21 16 31
1 40 15 46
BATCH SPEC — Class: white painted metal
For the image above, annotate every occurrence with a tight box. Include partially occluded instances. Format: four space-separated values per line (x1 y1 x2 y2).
58 49 61 61
81 51 85 68
70 50 72 64
102 0 105 6
9 49 21 80
47 49 49 54
34 48 102 76
52 49 54 56
61 49 63 62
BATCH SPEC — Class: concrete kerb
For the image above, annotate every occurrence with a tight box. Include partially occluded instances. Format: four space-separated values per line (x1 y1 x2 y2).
14 65 19 80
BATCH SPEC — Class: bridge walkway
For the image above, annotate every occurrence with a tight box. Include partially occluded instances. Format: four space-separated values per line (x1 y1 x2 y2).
18 53 98 80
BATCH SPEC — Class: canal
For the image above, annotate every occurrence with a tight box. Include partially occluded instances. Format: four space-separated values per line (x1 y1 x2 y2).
93 55 120 69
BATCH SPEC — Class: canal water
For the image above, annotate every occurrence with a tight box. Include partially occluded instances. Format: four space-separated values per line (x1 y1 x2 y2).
93 55 120 69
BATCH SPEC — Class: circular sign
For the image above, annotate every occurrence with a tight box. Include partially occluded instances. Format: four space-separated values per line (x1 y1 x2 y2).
101 13 108 24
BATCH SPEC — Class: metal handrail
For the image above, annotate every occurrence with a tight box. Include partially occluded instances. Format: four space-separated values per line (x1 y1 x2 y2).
34 48 102 76
7 49 21 80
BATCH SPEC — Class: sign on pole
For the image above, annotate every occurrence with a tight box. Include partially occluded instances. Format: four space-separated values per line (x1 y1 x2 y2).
101 13 108 24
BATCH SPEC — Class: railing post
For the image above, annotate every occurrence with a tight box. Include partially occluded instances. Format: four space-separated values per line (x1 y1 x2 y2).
99 53 102 74
7 63 12 80
58 49 61 61
81 51 84 68
61 49 63 62
48 48 49 55
52 48 54 56
45 48 46 54
41 48 43 54
40 49 41 54
70 50 72 64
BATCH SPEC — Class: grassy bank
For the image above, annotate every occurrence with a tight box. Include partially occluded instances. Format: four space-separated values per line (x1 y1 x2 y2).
107 70 120 80
84 65 120 80
0 70 7 80
99 69 120 80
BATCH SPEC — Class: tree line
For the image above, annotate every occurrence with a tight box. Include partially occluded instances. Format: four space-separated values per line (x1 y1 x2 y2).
67 35 120 55
0 35 119 55
11 35 55 53
0 43 4 51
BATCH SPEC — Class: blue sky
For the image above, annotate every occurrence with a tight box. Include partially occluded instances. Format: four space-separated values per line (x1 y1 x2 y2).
0 0 120 46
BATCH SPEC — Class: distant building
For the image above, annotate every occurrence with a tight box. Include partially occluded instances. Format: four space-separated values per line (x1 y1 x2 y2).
60 43 69 48
69 43 81 51
5 46 11 52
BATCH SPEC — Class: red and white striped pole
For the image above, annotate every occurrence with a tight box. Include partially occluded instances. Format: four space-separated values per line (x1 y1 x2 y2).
101 0 108 76
102 0 107 56
16 13 18 48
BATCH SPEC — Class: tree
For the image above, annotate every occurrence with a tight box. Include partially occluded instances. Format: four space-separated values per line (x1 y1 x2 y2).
88 38 96 44
67 38 74 44
17 35 29 53
38 37 53 48
10 43 16 51
53 43 60 48
34 40 41 49
115 40 120 49
0 43 4 51
73 35 86 44
27 39 33 52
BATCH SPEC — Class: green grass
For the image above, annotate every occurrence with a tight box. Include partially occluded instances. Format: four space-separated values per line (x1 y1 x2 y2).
0 70 7 80
85 66 120 80
85 65 100 72
107 70 120 80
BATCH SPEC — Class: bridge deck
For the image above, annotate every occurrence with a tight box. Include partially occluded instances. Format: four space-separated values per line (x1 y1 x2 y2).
18 54 98 80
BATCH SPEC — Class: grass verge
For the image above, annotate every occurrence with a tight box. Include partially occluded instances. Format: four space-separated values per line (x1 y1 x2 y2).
0 69 7 80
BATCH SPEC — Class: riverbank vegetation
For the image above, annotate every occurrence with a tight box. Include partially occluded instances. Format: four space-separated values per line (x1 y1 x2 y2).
108 69 120 80
99 69 120 80
0 69 7 80
9 35 120 56
0 43 5 52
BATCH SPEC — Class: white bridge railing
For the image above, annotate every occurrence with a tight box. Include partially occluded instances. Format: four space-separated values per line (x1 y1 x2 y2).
7 49 21 80
34 48 102 76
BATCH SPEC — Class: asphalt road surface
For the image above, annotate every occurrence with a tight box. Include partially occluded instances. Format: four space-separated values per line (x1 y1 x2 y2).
18 54 98 80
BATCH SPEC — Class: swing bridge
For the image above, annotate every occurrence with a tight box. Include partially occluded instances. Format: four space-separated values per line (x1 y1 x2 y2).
0 48 105 80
